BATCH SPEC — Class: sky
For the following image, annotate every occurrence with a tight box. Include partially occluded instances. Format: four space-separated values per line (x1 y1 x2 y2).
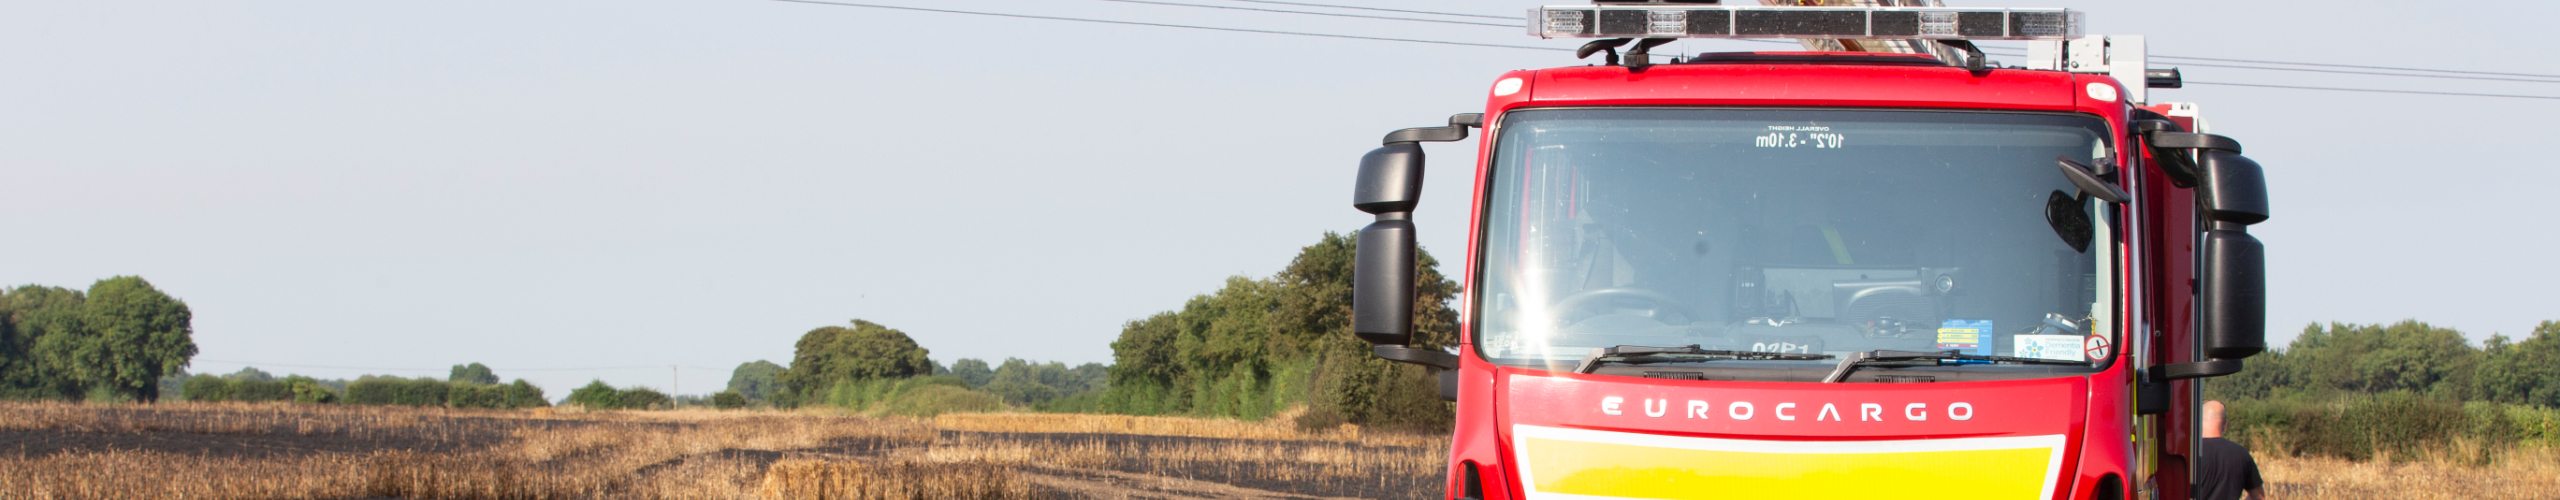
3 0 2554 397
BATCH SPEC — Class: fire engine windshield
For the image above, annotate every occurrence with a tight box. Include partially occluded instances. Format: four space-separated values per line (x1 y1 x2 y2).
1475 108 2118 377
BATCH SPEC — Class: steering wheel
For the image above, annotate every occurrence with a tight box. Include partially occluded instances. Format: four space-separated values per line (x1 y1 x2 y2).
1551 287 1696 327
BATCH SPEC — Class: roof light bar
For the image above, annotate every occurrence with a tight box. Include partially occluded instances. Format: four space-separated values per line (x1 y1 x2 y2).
1529 5 2082 40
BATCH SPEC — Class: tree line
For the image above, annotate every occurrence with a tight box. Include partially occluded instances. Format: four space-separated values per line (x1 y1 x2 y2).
2208 320 2560 461
709 321 1112 414
729 233 1458 431
178 362 550 409
1090 232 1457 430
0 278 197 402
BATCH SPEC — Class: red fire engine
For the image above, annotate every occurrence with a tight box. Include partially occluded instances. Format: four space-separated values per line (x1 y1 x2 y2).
1347 4 2269 500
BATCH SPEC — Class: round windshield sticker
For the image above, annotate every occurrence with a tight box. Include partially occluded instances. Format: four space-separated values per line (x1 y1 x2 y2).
2084 335 2111 360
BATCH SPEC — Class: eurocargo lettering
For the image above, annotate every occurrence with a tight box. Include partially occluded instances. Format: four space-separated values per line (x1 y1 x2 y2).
1340 3 2273 500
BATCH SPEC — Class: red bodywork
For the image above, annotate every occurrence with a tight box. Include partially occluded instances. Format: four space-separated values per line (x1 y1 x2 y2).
1441 56 2200 500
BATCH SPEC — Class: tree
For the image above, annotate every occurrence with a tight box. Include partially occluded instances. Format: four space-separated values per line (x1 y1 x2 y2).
777 320 934 401
2284 321 2481 399
2 285 89 400
2475 321 2560 407
1096 232 1458 429
725 360 784 402
225 366 275 382
567 380 623 409
449 362 499 385
71 277 196 402
1274 233 1459 430
950 358 995 388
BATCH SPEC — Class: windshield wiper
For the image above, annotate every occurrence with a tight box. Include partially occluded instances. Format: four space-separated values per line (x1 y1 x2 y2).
1575 344 1833 374
1822 349 2089 383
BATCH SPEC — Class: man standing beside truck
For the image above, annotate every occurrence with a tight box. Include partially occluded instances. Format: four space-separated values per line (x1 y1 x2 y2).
2197 400 2268 500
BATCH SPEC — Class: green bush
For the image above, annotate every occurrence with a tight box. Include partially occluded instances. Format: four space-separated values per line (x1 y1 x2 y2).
567 380 623 409
818 376 1014 416
179 373 333 403
288 377 337 404
233 379 294 402
180 374 231 401
346 376 452 407
879 384 1004 417
447 383 517 409
712 390 747 409
2224 392 2530 462
620 388 671 410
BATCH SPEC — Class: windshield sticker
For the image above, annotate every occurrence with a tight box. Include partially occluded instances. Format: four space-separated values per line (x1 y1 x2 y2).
2084 335 2111 360
1753 125 1844 149
1937 320 1993 356
2012 335 2086 362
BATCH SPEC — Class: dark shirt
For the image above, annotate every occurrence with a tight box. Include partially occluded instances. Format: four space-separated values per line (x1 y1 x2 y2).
2195 437 2264 500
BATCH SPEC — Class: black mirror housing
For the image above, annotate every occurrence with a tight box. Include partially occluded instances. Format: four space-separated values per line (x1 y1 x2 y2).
1353 217 1418 345
1354 143 1425 215
2199 227 2267 360
2200 151 2269 225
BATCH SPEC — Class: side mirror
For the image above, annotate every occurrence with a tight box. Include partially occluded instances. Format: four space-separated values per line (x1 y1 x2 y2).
2149 132 2271 381
1351 114 1478 371
2200 150 2268 225
2196 147 2269 361
1354 144 1425 216
2199 225 2266 359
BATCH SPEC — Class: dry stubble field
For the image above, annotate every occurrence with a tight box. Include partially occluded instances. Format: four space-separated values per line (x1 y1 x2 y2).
0 402 1442 500
3 401 2556 499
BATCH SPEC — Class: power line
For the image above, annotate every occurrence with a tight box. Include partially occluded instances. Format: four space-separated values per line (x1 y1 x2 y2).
1222 0 1520 20
766 0 1565 52
767 0 2559 101
1211 0 2554 81
2154 55 2560 80
1098 0 1514 28
1099 1 2560 85
2166 62 2560 84
2185 81 2560 100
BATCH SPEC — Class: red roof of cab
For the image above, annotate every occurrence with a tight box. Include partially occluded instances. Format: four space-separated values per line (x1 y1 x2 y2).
1526 52 2078 111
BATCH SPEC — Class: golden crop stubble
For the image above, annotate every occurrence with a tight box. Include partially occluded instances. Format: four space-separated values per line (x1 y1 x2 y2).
0 449 371 500
2257 445 2560 500
758 460 1048 500
932 409 1440 447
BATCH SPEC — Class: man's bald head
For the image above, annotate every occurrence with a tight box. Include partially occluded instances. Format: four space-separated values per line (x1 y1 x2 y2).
2202 400 2226 439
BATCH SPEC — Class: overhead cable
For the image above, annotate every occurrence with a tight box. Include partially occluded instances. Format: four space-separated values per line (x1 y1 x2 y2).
2165 62 2560 84
767 0 1565 51
2183 81 2560 100
1213 0 2550 80
1098 0 1514 28
768 0 2560 101
1105 1 2560 84
1222 0 1520 20
2154 55 2560 80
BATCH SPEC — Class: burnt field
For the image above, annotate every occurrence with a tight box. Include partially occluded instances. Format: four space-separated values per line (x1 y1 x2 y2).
0 402 1444 500
11 401 2551 500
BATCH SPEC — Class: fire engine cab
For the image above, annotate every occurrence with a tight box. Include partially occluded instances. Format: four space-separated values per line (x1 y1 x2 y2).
1345 3 2270 500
